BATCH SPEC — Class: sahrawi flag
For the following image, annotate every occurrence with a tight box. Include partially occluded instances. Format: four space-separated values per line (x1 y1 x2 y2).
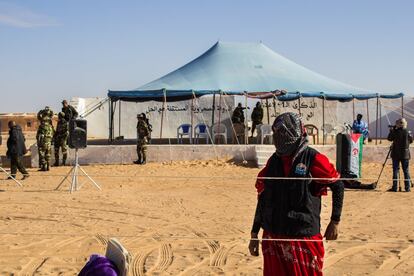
349 133 363 178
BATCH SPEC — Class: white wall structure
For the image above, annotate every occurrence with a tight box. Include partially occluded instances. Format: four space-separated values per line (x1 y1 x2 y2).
72 96 413 141
72 95 236 140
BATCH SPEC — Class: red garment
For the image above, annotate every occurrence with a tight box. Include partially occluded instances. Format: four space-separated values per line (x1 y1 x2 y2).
262 231 324 276
255 152 340 196
255 151 339 275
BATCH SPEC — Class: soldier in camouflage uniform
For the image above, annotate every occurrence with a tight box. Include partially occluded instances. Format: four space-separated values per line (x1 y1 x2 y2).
37 106 54 125
53 112 69 166
251 101 264 137
133 113 149 165
36 116 55 171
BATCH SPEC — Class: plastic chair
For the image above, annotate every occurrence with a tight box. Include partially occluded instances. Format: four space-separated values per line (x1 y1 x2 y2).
304 124 319 144
194 124 209 144
259 124 273 144
232 123 245 144
322 124 335 144
212 124 227 144
177 124 192 144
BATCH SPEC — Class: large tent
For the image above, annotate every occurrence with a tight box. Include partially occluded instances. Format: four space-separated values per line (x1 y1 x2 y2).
107 41 403 141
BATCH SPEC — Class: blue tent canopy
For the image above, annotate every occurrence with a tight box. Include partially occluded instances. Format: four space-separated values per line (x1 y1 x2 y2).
277 92 404 102
108 41 403 102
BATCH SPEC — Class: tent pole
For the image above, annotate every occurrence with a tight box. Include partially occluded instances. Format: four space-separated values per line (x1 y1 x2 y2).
118 100 121 138
366 99 370 137
211 92 216 127
352 98 355 119
375 96 379 145
379 99 382 144
322 97 325 145
160 89 166 139
401 96 404 117
217 91 223 144
111 100 116 143
266 98 270 124
108 98 113 142
190 91 194 144
245 92 248 145
298 97 301 116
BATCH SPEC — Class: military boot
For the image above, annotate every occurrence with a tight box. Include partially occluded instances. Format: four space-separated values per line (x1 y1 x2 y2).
141 153 147 165
38 165 47 171
62 154 67 166
46 163 50 171
134 153 142 164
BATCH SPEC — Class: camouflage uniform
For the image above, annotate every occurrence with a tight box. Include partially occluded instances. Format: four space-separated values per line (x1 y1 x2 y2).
53 112 69 166
135 116 149 165
37 107 54 125
37 118 54 171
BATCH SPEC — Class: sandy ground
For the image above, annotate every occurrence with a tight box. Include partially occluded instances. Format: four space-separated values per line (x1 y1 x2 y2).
0 159 413 275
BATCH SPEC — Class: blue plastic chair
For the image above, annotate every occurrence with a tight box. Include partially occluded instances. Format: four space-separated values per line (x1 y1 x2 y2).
194 124 209 144
177 124 192 144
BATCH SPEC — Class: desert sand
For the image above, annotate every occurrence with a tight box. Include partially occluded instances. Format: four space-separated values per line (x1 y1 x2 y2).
0 159 413 275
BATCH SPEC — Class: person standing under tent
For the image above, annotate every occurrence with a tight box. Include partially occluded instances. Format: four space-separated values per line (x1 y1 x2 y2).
248 112 344 275
134 113 149 165
387 118 413 192
231 103 245 124
53 112 69 166
6 121 29 180
352 114 369 142
251 101 264 137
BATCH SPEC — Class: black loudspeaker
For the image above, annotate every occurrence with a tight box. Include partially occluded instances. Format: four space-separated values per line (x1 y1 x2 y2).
336 133 356 178
69 119 87 149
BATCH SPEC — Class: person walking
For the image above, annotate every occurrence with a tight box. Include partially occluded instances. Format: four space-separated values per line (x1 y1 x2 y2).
6 121 29 180
387 118 413 192
248 112 344 275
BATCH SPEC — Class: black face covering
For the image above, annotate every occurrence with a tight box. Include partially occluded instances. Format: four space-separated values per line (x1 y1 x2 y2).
272 112 306 156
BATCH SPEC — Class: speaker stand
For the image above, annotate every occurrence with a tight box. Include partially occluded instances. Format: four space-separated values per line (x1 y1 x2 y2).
55 149 101 193
0 166 23 187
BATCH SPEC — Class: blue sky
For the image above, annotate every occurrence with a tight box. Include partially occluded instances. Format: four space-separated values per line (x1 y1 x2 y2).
0 0 413 113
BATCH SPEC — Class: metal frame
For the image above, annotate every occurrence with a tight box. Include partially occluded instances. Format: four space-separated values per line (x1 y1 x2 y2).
0 166 23 187
55 149 101 193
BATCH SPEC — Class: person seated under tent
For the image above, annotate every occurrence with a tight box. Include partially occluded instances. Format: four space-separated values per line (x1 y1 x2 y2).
352 114 369 143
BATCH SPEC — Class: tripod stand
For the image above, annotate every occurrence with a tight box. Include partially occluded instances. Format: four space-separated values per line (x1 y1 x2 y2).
0 166 23 187
375 145 392 189
375 144 412 191
55 149 101 193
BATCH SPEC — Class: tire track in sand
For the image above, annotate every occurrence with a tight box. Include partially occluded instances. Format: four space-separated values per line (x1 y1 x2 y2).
131 247 157 276
19 236 86 275
210 243 237 267
376 245 414 272
150 243 173 273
